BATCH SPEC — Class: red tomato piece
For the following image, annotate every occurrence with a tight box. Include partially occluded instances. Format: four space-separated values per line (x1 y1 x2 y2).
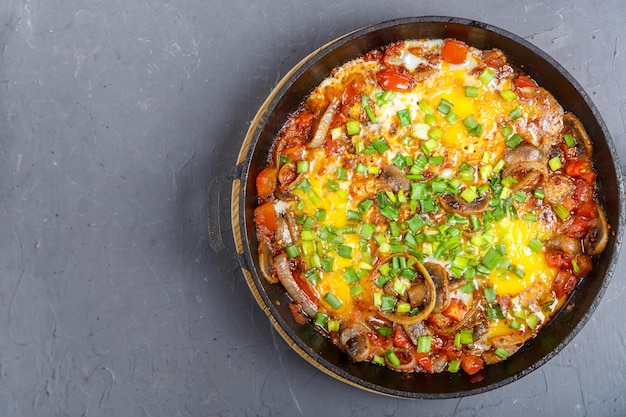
552 270 577 298
441 39 469 64
415 353 433 372
376 68 414 92
256 167 277 197
565 159 596 184
563 216 591 239
461 354 484 375
442 299 466 322
514 75 537 89
545 249 573 270
576 201 598 219
253 201 277 237
281 145 305 163
392 326 413 349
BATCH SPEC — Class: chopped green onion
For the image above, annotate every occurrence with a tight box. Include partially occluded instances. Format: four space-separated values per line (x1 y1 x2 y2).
463 115 479 132
343 267 360 284
548 156 563 171
392 153 407 169
501 124 513 137
484 287 496 303
437 98 454 114
509 264 525 279
554 203 570 221
448 359 461 373
459 329 473 344
295 179 312 192
460 280 475 293
564 133 576 147
494 347 509 359
509 319 521 330
505 133 524 149
523 213 537 222
533 188 545 199
445 111 459 123
424 113 437 125
350 284 363 297
359 223 376 240
372 137 390 154
337 245 353 259
493 158 506 174
406 214 425 233
417 335 433 353
308 190 320 204
396 301 411 313
526 312 539 329
465 85 479 97
327 320 340 332
377 326 393 337
509 107 523 120
301 230 315 241
482 247 503 270
478 67 496 84
285 245 300 258
429 155 444 165
336 167 348 180
486 303 504 320
460 187 478 203
358 199 373 213
571 258 580 274
324 292 343 310
296 160 309 173
419 100 434 114
499 89 517 101
320 257 334 272
314 312 328 327
385 350 400 367
315 209 326 221
428 127 443 140
381 295 396 312
279 155 292 164
528 238 543 253
513 190 527 203
397 108 412 126
346 210 361 222
346 120 360 135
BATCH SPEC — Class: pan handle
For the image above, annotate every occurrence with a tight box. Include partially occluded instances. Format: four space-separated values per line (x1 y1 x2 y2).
207 165 243 257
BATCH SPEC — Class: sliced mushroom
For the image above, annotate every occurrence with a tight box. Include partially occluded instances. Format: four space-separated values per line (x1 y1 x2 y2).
504 143 543 165
274 253 318 318
482 329 534 365
424 262 451 313
378 256 437 325
340 324 371 362
378 164 410 192
308 97 340 149
584 204 609 255
501 161 548 191
439 192 490 215
402 321 431 346
543 174 574 205
546 235 582 256
564 112 593 158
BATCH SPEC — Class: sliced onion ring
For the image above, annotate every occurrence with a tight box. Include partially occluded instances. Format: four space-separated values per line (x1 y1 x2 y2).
308 97 340 149
274 253 318 318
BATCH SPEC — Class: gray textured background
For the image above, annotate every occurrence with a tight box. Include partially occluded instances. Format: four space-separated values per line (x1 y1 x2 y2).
1 0 625 416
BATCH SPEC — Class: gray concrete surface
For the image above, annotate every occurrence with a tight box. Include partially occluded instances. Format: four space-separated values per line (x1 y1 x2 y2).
1 0 625 416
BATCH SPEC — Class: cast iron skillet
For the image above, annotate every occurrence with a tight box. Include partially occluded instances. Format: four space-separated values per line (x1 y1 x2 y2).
209 16 624 398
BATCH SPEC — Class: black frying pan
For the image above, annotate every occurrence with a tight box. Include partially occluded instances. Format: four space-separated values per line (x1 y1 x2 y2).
209 16 624 398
